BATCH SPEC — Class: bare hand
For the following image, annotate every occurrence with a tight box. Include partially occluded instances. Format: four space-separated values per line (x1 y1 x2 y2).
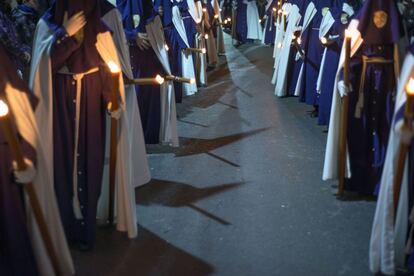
63 11 86 37
136 33 151 50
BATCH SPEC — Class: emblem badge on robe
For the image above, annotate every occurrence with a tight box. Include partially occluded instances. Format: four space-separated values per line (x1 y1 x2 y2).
373 10 388 29
322 7 329 17
340 13 348 24
133 14 140 28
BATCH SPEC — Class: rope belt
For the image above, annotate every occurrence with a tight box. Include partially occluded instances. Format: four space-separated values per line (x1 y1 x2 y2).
58 66 99 220
354 56 393 119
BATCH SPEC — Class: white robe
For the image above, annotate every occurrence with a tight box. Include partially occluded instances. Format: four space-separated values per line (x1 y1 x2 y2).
369 50 414 275
30 19 142 244
245 0 263 40
5 83 74 276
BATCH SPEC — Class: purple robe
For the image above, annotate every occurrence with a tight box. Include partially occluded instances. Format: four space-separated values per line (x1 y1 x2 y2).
262 0 277 45
235 0 247 42
161 0 186 103
299 0 332 106
118 0 167 144
42 0 113 247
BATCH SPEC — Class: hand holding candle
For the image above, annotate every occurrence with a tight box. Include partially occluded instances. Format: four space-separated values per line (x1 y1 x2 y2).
125 74 165 85
0 99 60 275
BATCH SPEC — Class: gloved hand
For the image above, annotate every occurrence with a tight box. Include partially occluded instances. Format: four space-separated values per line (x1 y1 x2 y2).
396 120 414 145
136 32 151 50
13 158 36 184
107 102 123 120
338 80 352 97
63 11 86 37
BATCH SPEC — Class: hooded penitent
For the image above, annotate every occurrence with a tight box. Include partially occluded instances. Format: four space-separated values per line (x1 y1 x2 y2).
323 0 403 195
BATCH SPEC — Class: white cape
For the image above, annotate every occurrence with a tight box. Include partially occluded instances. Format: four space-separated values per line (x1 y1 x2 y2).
212 0 226 54
5 82 74 276
273 4 301 96
245 0 263 40
101 7 151 188
172 6 198 96
30 19 141 243
322 19 363 181
293 1 317 97
146 16 179 147
369 50 414 275
188 0 207 85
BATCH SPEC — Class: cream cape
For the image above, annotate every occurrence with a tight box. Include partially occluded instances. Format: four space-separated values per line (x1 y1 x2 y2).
30 19 142 243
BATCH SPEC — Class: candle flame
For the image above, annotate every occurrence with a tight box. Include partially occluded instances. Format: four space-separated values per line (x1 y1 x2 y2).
202 8 207 12
155 74 165 85
320 37 328 44
224 19 228 24
292 35 296 40
227 17 231 22
277 42 282 48
190 78 196 84
107 61 121 73
272 7 277 12
0 100 9 117
214 14 219 19
201 48 207 54
296 37 302 45
407 78 414 96
165 44 170 51
344 29 353 39
205 34 209 39
259 19 262 23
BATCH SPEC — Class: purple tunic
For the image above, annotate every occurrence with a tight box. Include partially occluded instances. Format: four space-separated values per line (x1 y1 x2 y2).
235 0 247 42
342 0 402 195
49 26 112 247
0 133 39 276
262 0 277 45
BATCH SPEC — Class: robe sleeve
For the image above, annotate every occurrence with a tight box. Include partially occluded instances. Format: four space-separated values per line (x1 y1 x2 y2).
100 66 114 106
0 14 30 65
50 27 80 71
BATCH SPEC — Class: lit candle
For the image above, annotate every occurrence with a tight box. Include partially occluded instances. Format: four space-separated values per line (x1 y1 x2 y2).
165 44 170 51
337 29 353 196
205 34 209 40
343 29 352 95
107 61 121 225
165 75 195 84
185 47 206 54
125 74 165 85
320 37 328 45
